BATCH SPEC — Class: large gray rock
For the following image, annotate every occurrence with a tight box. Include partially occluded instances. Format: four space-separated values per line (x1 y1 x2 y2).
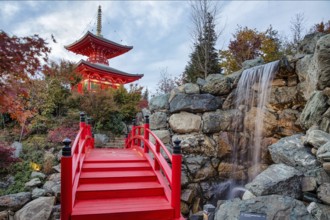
268 134 320 171
299 32 326 54
149 94 170 111
169 112 201 134
32 188 46 199
11 142 22 158
269 86 298 107
317 183 330 205
14 197 55 220
305 129 330 149
30 172 46 180
150 112 167 130
169 93 221 113
172 134 217 156
315 34 330 90
183 83 200 94
215 195 312 220
0 192 31 211
307 202 330 220
245 163 303 199
24 178 42 189
150 130 171 145
244 107 277 137
202 109 242 133
242 57 264 69
317 142 330 163
201 74 232 95
300 91 328 130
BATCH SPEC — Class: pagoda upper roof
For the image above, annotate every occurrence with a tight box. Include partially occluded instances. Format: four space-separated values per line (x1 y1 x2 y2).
65 31 133 59
76 60 143 84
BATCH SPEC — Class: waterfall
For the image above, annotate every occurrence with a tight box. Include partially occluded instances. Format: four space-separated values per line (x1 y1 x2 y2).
230 60 280 189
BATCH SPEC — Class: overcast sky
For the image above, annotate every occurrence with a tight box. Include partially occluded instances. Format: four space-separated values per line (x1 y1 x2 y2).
1 1 329 95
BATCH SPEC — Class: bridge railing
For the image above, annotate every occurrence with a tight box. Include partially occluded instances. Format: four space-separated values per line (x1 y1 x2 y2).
126 116 182 218
61 112 94 220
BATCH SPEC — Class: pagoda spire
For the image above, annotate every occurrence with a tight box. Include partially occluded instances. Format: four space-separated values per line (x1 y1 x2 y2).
96 5 102 37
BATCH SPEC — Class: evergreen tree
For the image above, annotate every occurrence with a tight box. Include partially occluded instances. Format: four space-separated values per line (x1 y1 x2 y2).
184 12 221 83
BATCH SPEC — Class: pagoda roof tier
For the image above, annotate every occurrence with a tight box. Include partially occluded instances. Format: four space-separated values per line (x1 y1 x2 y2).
76 60 143 84
65 31 133 59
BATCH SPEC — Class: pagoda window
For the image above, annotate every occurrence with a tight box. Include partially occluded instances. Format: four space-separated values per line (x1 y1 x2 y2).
91 81 101 90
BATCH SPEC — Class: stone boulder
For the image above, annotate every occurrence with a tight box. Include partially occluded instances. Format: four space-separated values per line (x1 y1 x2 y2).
245 163 303 199
218 162 247 181
215 195 312 220
0 192 31 211
24 178 42 189
315 34 330 90
150 130 171 145
32 188 46 199
268 134 320 171
150 112 167 130
183 83 200 94
307 202 330 220
172 133 216 156
277 109 303 136
305 129 330 149
244 107 277 137
14 197 55 220
300 91 328 130
202 109 242 133
317 142 330 163
317 183 330 205
169 93 221 113
269 86 298 107
242 57 264 69
299 32 326 54
169 112 201 134
201 74 232 96
149 94 170 111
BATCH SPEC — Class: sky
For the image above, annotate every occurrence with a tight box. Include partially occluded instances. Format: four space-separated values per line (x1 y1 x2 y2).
1 1 329 95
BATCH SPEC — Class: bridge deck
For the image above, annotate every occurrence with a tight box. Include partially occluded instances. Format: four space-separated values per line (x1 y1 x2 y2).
71 148 179 220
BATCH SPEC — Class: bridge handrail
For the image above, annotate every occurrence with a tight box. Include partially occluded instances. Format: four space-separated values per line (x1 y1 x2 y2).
125 116 182 218
61 112 94 220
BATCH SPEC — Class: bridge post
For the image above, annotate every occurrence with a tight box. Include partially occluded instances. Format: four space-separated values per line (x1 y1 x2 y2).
61 138 73 220
171 139 182 218
80 112 86 141
87 117 94 149
144 115 149 153
131 119 136 148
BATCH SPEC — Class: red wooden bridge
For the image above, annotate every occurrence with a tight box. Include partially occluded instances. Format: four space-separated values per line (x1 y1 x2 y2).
61 113 184 220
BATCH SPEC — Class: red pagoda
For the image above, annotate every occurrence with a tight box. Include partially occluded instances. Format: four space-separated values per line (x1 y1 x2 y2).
65 6 143 93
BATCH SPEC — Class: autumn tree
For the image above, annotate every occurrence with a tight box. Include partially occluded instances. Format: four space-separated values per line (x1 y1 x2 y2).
29 60 80 118
290 13 306 52
0 31 50 124
220 26 282 74
183 0 222 82
156 68 182 95
310 20 330 34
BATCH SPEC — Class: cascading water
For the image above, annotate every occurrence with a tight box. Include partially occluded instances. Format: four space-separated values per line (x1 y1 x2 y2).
228 60 280 198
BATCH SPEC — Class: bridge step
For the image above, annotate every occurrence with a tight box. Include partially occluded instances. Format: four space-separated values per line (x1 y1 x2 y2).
76 181 165 199
82 162 151 171
79 170 157 183
71 196 174 220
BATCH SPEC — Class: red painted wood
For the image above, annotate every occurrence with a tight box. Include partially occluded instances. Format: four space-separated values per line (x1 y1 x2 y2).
69 147 183 220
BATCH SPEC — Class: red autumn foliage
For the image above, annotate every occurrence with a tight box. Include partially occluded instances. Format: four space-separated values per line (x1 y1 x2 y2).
0 31 50 124
47 123 79 144
0 142 19 170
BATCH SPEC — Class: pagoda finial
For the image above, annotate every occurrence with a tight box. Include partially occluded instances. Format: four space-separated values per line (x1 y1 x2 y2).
97 5 102 37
